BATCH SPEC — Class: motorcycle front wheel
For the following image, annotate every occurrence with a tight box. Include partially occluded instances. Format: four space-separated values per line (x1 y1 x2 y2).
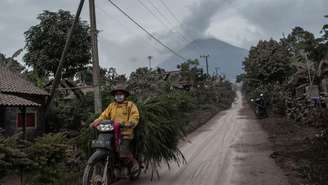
82 158 114 185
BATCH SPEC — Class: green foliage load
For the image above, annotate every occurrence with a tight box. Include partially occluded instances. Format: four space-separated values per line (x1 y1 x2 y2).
132 94 190 177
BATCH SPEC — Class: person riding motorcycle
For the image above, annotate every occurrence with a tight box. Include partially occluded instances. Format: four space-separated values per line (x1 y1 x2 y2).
254 93 267 118
90 83 140 173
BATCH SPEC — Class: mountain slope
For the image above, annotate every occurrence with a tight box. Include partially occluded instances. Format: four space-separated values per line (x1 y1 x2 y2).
159 38 248 80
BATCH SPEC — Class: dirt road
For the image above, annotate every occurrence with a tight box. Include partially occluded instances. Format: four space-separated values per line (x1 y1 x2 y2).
116 91 289 185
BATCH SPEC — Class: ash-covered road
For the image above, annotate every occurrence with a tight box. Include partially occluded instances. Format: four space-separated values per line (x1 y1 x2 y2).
116 91 289 185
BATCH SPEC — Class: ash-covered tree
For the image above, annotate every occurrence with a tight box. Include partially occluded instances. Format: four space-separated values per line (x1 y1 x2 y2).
283 27 317 52
316 15 328 60
178 59 206 84
282 26 325 63
128 67 167 99
236 73 245 83
243 39 292 87
0 49 25 73
24 10 91 79
321 15 328 41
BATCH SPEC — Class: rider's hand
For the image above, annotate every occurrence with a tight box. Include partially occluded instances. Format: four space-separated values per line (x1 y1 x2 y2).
125 122 135 128
90 120 100 128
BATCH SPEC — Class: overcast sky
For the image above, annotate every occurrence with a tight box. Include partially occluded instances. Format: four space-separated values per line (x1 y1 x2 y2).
0 0 327 74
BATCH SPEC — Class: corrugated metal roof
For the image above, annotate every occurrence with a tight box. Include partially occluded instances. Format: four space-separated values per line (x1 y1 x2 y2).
0 65 49 96
0 93 41 107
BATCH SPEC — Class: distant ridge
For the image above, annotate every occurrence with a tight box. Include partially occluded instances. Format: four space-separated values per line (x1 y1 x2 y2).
159 38 248 80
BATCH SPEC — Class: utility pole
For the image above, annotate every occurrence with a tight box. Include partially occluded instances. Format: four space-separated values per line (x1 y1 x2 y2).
215 67 220 76
89 0 102 114
148 56 152 70
200 54 210 75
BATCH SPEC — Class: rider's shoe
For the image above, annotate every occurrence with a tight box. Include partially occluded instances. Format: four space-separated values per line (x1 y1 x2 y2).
129 160 140 178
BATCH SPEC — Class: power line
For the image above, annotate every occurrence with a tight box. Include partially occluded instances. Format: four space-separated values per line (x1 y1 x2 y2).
157 0 181 27
145 0 174 29
136 0 186 46
98 3 167 54
136 0 170 32
155 0 203 51
107 0 188 61
155 0 191 42
145 0 190 44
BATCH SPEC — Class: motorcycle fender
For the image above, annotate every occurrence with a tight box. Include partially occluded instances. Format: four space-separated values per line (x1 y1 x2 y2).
87 150 109 165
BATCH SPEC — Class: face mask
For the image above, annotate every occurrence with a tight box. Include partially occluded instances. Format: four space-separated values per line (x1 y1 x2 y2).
115 95 125 102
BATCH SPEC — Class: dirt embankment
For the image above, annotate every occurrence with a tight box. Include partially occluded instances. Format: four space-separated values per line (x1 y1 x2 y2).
256 113 324 185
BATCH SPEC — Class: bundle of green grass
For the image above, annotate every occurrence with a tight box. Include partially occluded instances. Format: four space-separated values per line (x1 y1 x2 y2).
131 92 194 178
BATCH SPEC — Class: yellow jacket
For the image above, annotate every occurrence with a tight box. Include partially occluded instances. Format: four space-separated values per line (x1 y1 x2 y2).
96 101 140 139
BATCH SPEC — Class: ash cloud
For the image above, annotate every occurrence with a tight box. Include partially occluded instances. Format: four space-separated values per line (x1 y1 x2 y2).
180 0 232 40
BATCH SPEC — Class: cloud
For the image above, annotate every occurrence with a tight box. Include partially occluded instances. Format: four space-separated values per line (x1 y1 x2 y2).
200 0 328 49
98 35 169 75
180 0 232 39
158 0 235 57
235 0 328 47
207 15 265 49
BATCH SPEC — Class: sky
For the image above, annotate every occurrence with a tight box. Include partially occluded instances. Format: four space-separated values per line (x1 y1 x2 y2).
0 0 327 75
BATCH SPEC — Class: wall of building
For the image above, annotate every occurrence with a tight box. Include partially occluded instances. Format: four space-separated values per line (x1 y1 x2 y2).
2 106 40 137
9 93 47 133
3 107 17 135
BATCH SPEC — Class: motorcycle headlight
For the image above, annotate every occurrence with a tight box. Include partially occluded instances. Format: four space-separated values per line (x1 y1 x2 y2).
97 124 114 132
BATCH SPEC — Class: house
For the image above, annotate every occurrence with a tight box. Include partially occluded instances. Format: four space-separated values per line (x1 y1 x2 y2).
44 79 95 100
164 70 193 91
0 65 49 136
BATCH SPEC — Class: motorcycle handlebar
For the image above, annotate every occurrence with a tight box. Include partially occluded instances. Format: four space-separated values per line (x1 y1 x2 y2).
96 120 134 129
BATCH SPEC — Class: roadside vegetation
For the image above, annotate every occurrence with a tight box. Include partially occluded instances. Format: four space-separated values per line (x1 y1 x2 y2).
241 15 328 185
0 10 235 184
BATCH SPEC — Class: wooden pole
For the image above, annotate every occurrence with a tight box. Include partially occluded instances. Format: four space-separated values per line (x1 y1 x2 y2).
148 56 152 70
20 107 26 140
20 107 26 185
89 0 102 114
45 0 86 112
200 54 210 76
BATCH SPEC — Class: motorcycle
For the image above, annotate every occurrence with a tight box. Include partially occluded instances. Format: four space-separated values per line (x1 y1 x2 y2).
250 94 267 119
82 120 142 185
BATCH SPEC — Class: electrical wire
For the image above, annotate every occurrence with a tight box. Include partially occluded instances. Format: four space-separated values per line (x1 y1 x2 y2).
97 5 164 57
136 0 170 32
145 0 190 44
155 0 203 51
136 0 186 46
107 0 188 61
155 0 191 42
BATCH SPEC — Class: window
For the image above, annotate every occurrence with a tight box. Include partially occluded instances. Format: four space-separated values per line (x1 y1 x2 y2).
16 112 37 128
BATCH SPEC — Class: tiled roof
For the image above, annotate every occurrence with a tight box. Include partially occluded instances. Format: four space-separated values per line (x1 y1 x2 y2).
0 65 49 95
0 93 41 107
